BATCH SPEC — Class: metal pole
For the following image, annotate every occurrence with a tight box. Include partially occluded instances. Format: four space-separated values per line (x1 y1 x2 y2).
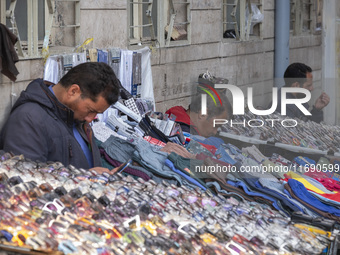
322 1 337 125
274 0 290 87
33 0 38 56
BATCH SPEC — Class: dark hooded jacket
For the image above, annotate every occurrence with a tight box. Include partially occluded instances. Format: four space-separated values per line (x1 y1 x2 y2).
0 23 19 81
0 79 102 169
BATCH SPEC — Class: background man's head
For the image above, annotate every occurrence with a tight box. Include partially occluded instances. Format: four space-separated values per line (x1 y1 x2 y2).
189 89 232 137
58 62 120 122
284 62 313 92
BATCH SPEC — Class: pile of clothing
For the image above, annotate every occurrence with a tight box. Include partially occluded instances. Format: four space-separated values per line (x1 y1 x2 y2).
93 99 340 227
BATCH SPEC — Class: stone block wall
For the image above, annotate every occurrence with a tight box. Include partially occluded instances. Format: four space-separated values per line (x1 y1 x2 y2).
0 0 324 128
0 59 44 129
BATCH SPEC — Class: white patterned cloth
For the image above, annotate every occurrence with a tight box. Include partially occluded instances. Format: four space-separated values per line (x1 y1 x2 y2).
124 98 141 116
92 122 127 143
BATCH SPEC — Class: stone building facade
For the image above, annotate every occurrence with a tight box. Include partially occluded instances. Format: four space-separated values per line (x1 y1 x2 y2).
0 0 336 128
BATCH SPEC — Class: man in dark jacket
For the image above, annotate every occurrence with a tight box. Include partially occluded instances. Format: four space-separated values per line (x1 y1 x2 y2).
0 62 120 173
275 62 329 123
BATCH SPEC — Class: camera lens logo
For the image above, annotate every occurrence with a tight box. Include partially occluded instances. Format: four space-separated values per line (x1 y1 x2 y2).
198 83 222 115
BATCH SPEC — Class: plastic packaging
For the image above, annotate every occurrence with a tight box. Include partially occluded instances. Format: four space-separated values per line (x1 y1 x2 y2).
245 3 264 35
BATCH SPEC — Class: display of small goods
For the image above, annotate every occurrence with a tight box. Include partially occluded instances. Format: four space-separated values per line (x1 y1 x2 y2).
0 152 335 255
220 112 340 152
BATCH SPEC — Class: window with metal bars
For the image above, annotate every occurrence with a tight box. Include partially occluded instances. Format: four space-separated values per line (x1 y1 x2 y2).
128 0 157 46
290 0 321 35
222 0 263 41
0 0 79 58
128 0 191 47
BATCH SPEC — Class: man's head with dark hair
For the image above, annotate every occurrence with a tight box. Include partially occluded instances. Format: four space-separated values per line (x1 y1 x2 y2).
59 62 119 105
55 62 120 123
188 89 232 137
284 62 313 89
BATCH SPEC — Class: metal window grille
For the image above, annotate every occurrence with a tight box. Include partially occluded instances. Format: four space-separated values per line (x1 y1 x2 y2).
128 0 191 47
128 0 157 46
290 0 316 35
0 0 79 58
163 0 191 47
223 0 262 41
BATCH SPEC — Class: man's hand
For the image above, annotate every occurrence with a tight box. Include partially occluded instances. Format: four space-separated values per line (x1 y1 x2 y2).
314 92 330 110
160 142 195 158
90 166 119 175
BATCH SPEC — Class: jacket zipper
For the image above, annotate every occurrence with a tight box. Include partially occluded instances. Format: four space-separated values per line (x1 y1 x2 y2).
69 141 73 158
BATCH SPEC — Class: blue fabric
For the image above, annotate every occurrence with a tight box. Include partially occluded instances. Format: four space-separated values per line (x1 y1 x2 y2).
220 144 247 163
102 136 182 185
309 191 340 209
192 136 225 149
190 134 205 141
49 85 93 167
165 159 207 191
132 139 184 185
257 178 318 217
97 49 108 63
99 137 166 184
288 179 340 217
73 125 93 167
215 146 237 165
227 180 281 211
101 135 136 162
222 143 242 155
237 172 306 215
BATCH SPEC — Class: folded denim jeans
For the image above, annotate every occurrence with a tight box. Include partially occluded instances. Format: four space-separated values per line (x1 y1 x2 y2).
165 159 207 191
101 135 136 162
309 191 340 209
258 178 317 217
132 139 185 185
100 136 174 184
215 145 237 165
285 183 340 221
288 179 340 217
227 180 281 212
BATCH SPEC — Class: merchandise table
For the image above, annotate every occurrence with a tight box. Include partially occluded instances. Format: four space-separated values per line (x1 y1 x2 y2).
219 131 340 157
0 152 338 255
